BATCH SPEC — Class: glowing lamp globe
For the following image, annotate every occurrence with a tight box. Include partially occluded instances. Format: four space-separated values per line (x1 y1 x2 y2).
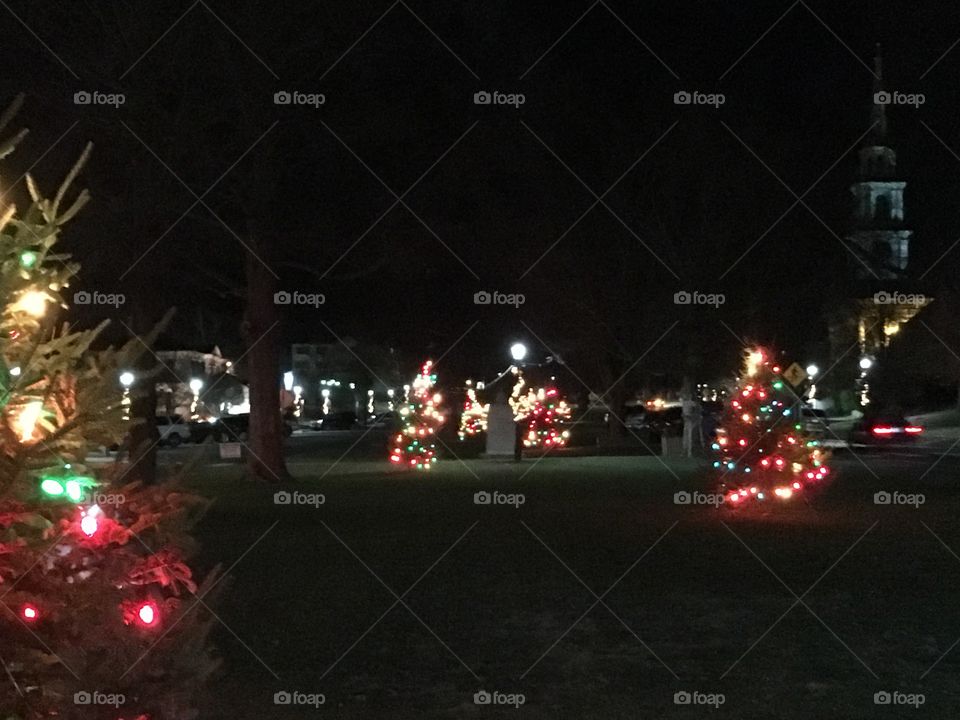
510 343 528 362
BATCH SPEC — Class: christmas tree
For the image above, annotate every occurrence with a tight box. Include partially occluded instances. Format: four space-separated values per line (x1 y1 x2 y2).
457 381 488 440
0 96 219 719
509 368 572 449
714 348 831 506
389 360 445 470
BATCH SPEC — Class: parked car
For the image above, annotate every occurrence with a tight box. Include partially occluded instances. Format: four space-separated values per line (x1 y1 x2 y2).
849 415 924 446
366 411 400 430
156 415 190 447
800 407 830 438
313 411 359 431
213 413 293 442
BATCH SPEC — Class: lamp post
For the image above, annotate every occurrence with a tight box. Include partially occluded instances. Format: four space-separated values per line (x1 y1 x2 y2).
119 371 135 420
805 364 819 402
189 378 204 417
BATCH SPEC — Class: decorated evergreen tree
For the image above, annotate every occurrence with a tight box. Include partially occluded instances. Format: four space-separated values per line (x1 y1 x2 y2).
0 96 219 719
714 347 831 506
509 368 572 449
389 360 445 470
457 381 488 440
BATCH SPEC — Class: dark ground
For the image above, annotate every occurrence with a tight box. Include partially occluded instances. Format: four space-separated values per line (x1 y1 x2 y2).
168 446 960 719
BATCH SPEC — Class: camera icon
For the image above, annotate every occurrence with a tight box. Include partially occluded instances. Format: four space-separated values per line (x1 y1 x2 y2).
274 491 292 505
673 491 692 505
673 690 692 705
873 291 891 304
673 290 692 305
274 690 292 705
874 491 892 505
274 91 292 105
474 690 491 705
673 90 692 105
273 290 292 305
74 691 92 705
874 690 891 705
874 91 892 105
73 290 92 305
474 491 491 505
474 290 491 305
73 91 92 105
474 91 491 105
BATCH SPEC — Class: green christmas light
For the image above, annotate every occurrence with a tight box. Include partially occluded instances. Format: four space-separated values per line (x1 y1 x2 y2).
40 478 64 496
20 251 37 268
39 474 94 502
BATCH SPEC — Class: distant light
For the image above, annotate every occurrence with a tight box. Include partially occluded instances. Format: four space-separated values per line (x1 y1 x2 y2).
189 378 204 393
859 357 873 370
119 371 135 388
510 343 528 362
20 251 38 268
9 366 21 377
21 604 38 622
806 364 819 378
283 371 294 391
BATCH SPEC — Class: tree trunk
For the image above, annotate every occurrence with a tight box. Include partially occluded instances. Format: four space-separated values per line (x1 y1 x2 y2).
243 245 289 482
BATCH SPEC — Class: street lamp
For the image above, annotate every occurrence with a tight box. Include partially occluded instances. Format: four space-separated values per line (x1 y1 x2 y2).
510 342 528 363
119 371 135 421
806 364 819 378
859 357 873 371
189 378 204 417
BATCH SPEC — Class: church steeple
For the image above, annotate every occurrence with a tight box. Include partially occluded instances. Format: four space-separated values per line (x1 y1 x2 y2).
847 44 912 280
869 44 887 143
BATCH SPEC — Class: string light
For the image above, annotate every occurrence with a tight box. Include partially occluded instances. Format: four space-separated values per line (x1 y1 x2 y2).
715 346 832 506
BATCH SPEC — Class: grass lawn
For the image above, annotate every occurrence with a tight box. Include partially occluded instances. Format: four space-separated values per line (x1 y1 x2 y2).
179 454 960 719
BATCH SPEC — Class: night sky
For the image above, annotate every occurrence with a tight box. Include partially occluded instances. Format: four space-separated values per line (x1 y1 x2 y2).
2 0 959 390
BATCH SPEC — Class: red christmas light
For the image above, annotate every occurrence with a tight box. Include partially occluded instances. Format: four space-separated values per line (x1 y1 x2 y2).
137 601 158 627
21 604 39 622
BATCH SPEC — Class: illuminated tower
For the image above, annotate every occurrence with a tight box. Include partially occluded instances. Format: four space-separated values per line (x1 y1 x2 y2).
846 46 912 280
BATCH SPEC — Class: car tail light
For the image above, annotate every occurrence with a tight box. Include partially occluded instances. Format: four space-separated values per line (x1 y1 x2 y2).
905 426 923 434
872 426 895 435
